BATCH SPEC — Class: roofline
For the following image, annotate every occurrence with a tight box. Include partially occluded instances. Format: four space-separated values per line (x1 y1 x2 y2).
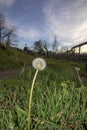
71 42 87 49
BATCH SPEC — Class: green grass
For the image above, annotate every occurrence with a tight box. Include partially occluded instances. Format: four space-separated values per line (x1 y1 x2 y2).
0 47 35 71
0 59 87 130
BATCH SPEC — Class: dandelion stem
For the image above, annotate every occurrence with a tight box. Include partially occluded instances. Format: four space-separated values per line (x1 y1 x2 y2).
76 70 83 86
28 69 38 130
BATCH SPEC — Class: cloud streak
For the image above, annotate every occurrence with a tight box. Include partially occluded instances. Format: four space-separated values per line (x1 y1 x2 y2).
43 0 87 48
18 28 40 40
0 0 15 7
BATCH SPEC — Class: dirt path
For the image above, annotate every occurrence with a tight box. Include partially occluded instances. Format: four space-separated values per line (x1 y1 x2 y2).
0 69 21 80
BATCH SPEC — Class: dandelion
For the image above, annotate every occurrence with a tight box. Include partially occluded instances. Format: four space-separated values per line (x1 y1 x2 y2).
75 67 83 86
28 58 46 130
75 67 80 71
32 58 46 70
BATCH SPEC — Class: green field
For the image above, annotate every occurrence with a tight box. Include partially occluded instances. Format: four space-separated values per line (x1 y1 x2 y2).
0 47 87 130
0 47 35 71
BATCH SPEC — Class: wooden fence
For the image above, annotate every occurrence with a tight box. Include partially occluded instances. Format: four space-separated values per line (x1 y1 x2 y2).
66 42 87 63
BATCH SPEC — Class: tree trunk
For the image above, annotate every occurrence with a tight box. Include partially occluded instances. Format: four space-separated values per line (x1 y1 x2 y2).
0 29 1 44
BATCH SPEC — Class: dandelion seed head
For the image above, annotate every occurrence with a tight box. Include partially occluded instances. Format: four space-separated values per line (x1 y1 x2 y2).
32 58 46 70
75 67 80 71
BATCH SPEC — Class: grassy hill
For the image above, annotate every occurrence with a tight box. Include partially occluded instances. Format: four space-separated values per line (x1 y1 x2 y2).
0 46 35 71
0 45 87 79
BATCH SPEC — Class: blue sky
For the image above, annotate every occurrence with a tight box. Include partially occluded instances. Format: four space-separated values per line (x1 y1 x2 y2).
0 0 87 50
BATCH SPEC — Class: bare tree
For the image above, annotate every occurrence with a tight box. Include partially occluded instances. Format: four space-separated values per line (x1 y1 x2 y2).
0 13 5 44
5 26 17 47
60 46 68 53
0 12 17 47
33 40 44 54
33 39 51 57
52 36 59 53
43 40 50 57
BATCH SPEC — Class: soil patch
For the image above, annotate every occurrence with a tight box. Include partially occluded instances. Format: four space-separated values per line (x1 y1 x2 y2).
0 69 21 80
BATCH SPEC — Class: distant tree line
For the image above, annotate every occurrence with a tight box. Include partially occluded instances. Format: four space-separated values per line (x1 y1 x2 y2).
23 36 61 58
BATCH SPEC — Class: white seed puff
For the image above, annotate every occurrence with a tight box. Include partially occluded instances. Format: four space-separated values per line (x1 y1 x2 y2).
32 58 46 70
75 67 80 71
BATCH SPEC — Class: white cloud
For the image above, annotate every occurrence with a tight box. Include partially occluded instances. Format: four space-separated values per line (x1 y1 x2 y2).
74 0 86 7
18 28 40 40
5 16 41 46
0 0 15 7
43 0 87 49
